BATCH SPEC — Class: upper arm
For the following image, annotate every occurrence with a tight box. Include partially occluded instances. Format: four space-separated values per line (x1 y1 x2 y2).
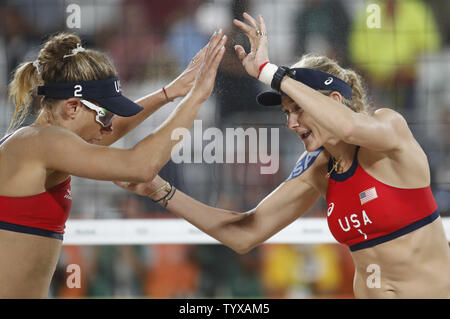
35 127 149 182
255 176 320 222
242 170 320 248
238 148 329 249
346 108 411 153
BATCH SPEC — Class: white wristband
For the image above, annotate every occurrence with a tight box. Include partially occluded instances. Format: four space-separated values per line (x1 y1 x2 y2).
258 63 278 87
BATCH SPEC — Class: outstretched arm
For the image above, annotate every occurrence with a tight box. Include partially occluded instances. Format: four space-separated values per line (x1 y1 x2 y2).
115 171 320 254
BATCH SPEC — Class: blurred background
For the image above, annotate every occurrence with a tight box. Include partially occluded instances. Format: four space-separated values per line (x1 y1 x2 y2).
0 0 449 298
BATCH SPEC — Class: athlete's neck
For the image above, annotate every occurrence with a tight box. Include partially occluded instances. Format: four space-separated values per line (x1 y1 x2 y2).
32 109 56 126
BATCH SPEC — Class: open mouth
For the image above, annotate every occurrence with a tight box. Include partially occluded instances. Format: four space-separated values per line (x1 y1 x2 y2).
300 130 312 139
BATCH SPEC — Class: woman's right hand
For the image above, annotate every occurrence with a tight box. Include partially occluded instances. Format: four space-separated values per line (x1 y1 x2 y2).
165 45 208 99
114 175 168 200
189 29 227 102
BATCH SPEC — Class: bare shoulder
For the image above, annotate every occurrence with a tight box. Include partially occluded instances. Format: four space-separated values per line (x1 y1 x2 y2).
2 126 86 162
373 107 404 119
0 126 41 155
358 108 430 187
4 125 75 143
35 125 80 141
36 125 92 152
372 108 410 133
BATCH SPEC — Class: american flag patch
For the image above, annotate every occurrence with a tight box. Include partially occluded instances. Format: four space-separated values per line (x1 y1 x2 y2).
359 187 378 205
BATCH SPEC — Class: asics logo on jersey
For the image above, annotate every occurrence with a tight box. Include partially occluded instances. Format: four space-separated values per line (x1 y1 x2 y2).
327 202 335 217
64 189 72 200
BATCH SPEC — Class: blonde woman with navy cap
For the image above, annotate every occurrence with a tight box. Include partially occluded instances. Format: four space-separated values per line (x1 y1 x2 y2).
117 13 450 298
0 30 227 298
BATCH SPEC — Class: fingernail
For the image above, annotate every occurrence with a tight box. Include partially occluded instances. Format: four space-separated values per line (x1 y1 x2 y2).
221 45 225 50
218 28 223 34
212 30 217 36
222 34 227 40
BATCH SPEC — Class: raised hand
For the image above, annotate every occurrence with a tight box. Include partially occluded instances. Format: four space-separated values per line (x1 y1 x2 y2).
233 13 269 78
190 29 228 102
166 45 208 99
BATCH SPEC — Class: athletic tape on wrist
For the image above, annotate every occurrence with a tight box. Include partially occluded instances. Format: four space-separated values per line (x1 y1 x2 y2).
258 63 278 86
257 61 270 79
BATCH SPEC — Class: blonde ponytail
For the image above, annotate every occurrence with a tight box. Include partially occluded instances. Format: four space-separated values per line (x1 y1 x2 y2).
7 61 42 132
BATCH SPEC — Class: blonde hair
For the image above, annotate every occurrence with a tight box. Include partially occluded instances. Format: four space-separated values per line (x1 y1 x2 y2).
7 32 117 132
291 54 370 114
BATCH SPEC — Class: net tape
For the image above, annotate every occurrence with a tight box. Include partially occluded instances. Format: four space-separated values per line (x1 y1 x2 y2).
63 217 450 245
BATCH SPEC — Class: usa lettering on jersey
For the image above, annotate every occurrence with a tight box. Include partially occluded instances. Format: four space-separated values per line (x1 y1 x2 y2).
286 147 324 181
327 202 373 242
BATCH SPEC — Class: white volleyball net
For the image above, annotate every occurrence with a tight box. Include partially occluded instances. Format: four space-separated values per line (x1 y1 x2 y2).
63 217 450 246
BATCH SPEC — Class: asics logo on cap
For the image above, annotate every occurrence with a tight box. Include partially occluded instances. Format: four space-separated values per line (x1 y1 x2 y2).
324 77 333 85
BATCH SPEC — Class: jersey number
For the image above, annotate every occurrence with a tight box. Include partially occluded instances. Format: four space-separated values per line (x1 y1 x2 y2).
74 85 83 97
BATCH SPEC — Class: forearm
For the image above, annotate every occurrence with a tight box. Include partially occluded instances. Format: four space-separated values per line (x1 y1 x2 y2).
128 88 173 129
281 77 359 140
130 91 204 180
164 189 256 254
118 30 226 180
157 177 319 254
100 41 209 147
100 88 174 146
159 179 320 254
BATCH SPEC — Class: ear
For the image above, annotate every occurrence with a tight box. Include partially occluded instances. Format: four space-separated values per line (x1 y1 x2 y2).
63 98 83 120
329 91 343 104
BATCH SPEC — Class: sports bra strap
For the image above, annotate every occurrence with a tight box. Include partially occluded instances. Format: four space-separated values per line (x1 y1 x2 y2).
354 145 360 158
0 133 13 146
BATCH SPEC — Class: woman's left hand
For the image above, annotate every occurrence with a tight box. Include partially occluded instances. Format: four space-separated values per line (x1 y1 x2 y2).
233 13 270 79
165 45 208 99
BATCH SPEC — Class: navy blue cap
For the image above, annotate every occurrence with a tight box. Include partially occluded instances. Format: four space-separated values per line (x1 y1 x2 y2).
257 68 352 107
37 77 143 117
